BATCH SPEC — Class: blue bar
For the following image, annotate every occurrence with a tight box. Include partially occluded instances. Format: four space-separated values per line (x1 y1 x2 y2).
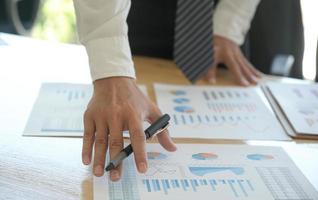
238 180 248 197
205 115 210 122
181 180 187 191
68 91 73 101
190 180 197 192
213 115 218 122
209 180 216 191
173 114 178 125
197 115 202 123
175 180 180 188
181 115 186 124
188 115 193 123
155 180 161 191
74 91 79 99
184 180 189 187
246 180 254 191
165 180 170 189
219 179 226 184
152 179 157 192
212 180 217 185
171 180 176 188
228 180 239 197
194 179 199 186
203 179 208 185
143 179 151 192
161 180 168 195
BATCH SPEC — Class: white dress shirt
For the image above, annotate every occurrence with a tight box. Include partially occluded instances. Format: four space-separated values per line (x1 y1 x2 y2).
73 0 261 81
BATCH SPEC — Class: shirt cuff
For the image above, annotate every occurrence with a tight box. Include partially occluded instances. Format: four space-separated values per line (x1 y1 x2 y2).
85 36 135 81
213 0 260 45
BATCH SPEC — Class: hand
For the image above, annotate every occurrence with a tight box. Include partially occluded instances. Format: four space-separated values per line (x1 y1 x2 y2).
82 77 177 181
205 35 262 86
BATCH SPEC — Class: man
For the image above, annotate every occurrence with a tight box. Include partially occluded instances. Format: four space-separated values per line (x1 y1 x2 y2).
73 0 261 181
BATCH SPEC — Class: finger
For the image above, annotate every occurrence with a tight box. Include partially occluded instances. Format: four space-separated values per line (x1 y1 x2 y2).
205 66 217 84
82 111 95 165
108 124 124 181
93 120 108 177
235 56 258 85
242 57 263 78
148 108 177 152
129 116 148 173
225 54 249 86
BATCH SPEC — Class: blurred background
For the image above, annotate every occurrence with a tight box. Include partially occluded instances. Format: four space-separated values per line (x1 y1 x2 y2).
0 0 317 81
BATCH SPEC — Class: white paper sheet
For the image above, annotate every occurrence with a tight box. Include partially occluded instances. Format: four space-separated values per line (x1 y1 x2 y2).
94 144 318 200
154 83 289 140
23 83 148 137
267 83 318 135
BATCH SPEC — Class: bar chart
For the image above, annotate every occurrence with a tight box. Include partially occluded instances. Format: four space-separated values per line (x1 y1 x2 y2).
142 178 254 197
155 83 289 140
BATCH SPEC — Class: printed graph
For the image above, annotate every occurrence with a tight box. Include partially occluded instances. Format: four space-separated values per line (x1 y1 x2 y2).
202 90 250 101
192 153 218 160
107 157 140 200
189 167 245 176
142 178 255 197
206 102 257 113
247 154 274 161
55 88 88 102
147 152 167 160
174 106 195 113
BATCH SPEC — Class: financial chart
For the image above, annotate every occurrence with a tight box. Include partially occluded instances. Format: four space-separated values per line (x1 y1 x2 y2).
154 83 289 140
267 83 318 135
94 144 318 200
24 83 147 136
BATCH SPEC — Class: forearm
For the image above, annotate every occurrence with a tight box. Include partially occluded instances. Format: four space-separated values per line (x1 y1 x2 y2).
73 0 135 81
213 0 261 45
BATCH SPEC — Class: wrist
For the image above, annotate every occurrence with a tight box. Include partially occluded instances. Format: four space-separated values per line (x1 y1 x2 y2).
93 77 136 94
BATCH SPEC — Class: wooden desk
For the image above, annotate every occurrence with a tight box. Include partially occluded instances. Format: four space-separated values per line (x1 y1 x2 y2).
0 35 317 199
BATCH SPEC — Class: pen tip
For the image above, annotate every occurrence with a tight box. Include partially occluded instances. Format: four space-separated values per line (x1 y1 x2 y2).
105 164 114 172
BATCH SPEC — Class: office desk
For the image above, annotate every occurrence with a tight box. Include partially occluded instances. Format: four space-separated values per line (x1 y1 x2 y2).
0 34 317 199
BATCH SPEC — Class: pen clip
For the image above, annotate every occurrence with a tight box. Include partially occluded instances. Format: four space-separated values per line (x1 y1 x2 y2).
149 122 170 141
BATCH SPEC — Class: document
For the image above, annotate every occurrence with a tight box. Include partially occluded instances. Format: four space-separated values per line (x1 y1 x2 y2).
24 83 148 137
154 83 289 140
267 83 318 135
94 144 318 200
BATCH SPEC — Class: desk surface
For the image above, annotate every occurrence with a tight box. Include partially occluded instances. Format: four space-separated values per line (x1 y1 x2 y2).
0 34 317 199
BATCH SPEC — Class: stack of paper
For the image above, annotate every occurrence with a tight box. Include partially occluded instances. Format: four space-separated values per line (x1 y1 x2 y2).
265 83 318 139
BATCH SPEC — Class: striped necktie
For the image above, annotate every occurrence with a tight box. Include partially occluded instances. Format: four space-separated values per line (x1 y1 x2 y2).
174 0 214 83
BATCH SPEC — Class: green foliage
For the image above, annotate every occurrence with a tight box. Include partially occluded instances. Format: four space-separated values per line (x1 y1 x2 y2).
32 0 78 43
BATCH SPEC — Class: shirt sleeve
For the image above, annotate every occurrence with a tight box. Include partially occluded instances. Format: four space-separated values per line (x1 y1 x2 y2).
73 0 135 81
213 0 261 45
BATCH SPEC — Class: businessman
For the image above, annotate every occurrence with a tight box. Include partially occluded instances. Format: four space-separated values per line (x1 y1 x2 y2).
73 0 261 181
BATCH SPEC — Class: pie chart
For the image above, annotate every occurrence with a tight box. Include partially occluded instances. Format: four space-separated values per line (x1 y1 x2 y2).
174 106 195 113
170 90 186 96
173 98 190 104
192 153 218 160
247 154 274 161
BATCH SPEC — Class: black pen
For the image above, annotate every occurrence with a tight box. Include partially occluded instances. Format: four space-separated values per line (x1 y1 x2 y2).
105 114 170 171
